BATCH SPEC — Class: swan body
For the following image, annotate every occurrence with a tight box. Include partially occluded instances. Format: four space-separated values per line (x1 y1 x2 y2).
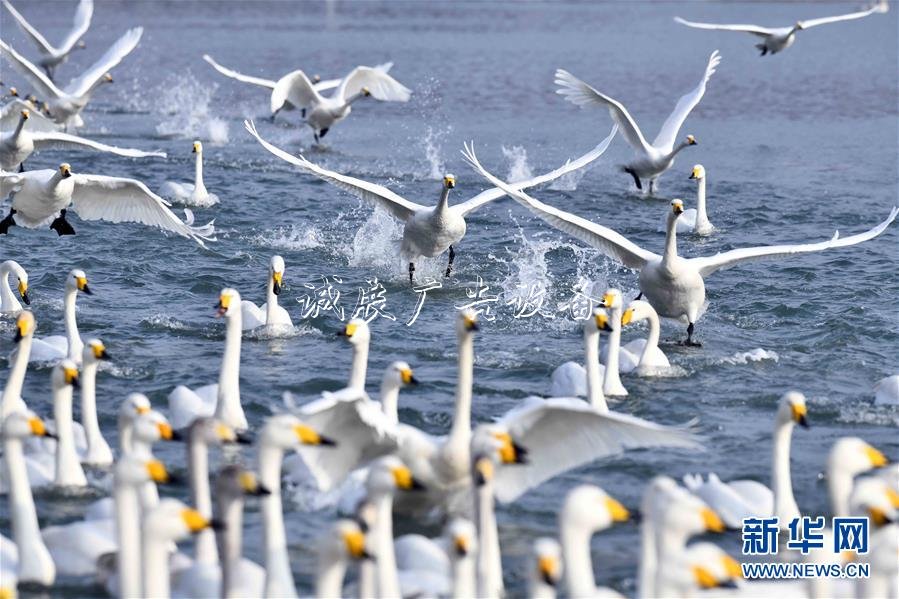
241 254 294 331
160 140 220 207
619 299 671 373
394 518 477 599
0 28 142 128
25 268 91 364
683 391 809 528
674 2 889 56
874 375 899 406
0 107 165 171
1 0 92 80
168 288 248 431
247 119 615 281
0 260 29 314
464 144 899 345
0 164 215 245
555 52 720 193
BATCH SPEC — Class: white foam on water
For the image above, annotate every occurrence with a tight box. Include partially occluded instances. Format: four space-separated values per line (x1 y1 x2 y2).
244 224 324 251
151 72 230 144
718 348 780 365
420 126 448 180
140 313 190 331
501 145 534 183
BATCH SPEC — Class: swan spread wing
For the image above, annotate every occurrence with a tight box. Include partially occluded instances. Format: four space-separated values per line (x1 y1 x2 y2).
0 39 66 99
673 17 775 37
57 0 94 54
202 54 276 89
245 120 424 220
692 207 898 278
1 0 55 54
493 397 700 503
652 50 721 153
271 69 323 113
0 172 26 198
69 174 215 246
798 2 886 29
1 100 60 132
30 131 166 158
296 389 399 491
554 69 652 154
462 143 658 270
63 27 143 98
336 65 412 104
455 125 617 217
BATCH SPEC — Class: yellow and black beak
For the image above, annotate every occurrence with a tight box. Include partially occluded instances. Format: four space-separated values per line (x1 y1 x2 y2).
18 279 29 305
392 465 424 491
75 275 91 294
64 366 80 389
672 201 684 215
791 403 809 429
702 507 726 533
294 423 337 447
14 317 31 343
337 322 358 338
594 312 612 332
493 432 528 465
453 534 470 557
92 343 110 361
361 86 371 97
400 368 418 386
146 459 171 483
538 556 560 586
192 141 200 154
463 313 479 332
686 135 697 146
157 421 181 441
104 72 113 83
865 445 888 468
473 455 494 487
29 416 56 439
239 470 271 496
60 163 72 179
181 508 218 533
215 293 230 317
272 271 283 296
343 528 371 559
20 109 29 120
605 496 630 522
443 175 456 189
621 308 634 326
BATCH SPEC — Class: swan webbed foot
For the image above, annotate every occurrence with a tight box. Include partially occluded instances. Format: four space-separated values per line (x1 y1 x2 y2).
49 209 76 236
319 127 329 139
680 322 702 347
444 245 455 278
0 208 16 234
756 43 768 56
408 262 415 285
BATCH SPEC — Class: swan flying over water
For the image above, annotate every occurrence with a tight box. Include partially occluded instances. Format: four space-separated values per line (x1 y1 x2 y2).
1 0 93 80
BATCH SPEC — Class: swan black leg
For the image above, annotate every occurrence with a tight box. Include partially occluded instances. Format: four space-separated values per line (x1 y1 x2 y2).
444 245 455 278
408 262 415 284
301 108 306 119
18 162 25 173
319 128 329 139
314 131 320 144
49 209 76 236
648 179 658 196
681 322 702 347
635 292 643 300
269 107 280 123
0 208 16 234
624 167 642 190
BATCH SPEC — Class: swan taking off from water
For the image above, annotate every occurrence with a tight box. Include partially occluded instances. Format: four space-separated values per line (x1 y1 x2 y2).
464 143 898 345
675 1 889 56
159 140 219 207
0 163 215 246
555 50 720 194
0 28 142 128
247 120 616 282
1 0 92 80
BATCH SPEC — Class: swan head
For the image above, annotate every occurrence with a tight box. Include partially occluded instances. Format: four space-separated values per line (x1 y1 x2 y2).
215 288 240 318
671 199 685 216
828 438 888 480
322 519 370 563
680 543 742 591
216 465 272 499
8 87 18 98
84 338 110 364
443 174 456 189
689 164 705 181
188 416 246 446
77 40 87 50
589 307 613 333
458 308 480 334
561 485 630 534
337 318 370 346
447 518 477 558
658 485 726 536
312 74 321 83
383 361 418 389
13 310 36 342
53 359 80 390
144 499 217 543
471 425 528 471
270 255 285 295
4 259 30 304
777 391 809 429
366 455 424 496
261 413 336 450
192 140 202 154
1 410 54 441
133 410 179 444
59 163 73 179
67 268 91 294
532 537 562 588
115 454 174 487
849 477 898 526
685 135 697 146
121 392 152 420
20 108 29 121
361 86 371 97
103 72 113 84
793 21 805 31
621 300 655 327
601 288 624 311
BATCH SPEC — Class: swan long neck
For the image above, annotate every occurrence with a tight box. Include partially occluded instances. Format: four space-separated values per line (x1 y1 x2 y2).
637 509 657 598
476 481 503 599
452 552 477 599
13 116 27 138
448 330 474 447
54 384 87 486
828 470 852 518
437 186 452 214
603 312 625 394
80 360 103 451
347 338 369 391
142 531 172 598
63 287 82 361
374 493 401 598
584 325 607 412
316 553 348 599
771 419 798 520
379 380 400 425
345 91 366 107
561 521 596 598
662 214 680 267
0 269 16 310
2 334 31 417
194 150 205 191
115 481 142 598
258 443 298 598
217 493 244 599
188 434 217 564
265 275 278 325
215 311 246 430
4 435 55 585
667 141 691 161
638 311 661 368
695 177 709 228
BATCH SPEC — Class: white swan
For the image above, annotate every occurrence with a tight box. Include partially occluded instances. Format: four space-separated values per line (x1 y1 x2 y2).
549 308 610 402
241 255 294 331
676 165 714 235
142 499 217 598
529 537 563 599
246 120 616 282
619 299 671 374
597 289 629 395
0 28 142 128
78 338 113 465
656 542 742 595
555 51 720 194
1 410 56 586
50 359 87 487
0 259 29 314
874 374 899 406
264 63 411 142
827 437 888 517
0 107 166 171
558 485 630 598
683 391 809 528
0 163 215 245
675 1 889 56
1 310 34 417
168 288 249 431
1 0 92 80
464 144 899 345
393 518 477 599
470 449 505 599
159 140 220 207
314 519 370 598
25 268 91 364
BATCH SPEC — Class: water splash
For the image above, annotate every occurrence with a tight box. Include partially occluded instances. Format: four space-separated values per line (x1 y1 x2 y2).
151 72 230 145
420 126 447 180
501 145 534 183
244 224 324 251
716 348 780 365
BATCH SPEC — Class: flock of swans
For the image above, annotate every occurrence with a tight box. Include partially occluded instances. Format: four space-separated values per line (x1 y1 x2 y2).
0 1 897 598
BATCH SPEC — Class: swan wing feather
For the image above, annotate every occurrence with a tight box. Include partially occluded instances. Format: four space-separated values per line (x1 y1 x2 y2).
1 0 55 54
336 65 411 103
271 69 322 113
799 2 886 29
63 27 142 98
202 53 276 89
31 131 166 158
0 39 66 99
652 50 721 153
57 0 94 54
673 17 775 36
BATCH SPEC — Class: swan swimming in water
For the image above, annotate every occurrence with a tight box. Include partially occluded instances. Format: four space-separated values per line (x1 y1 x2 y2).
241 255 294 332
159 140 220 207
0 259 29 315
674 1 889 56
464 144 899 346
24 268 92 364
555 51 720 194
1 0 93 80
662 164 714 235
